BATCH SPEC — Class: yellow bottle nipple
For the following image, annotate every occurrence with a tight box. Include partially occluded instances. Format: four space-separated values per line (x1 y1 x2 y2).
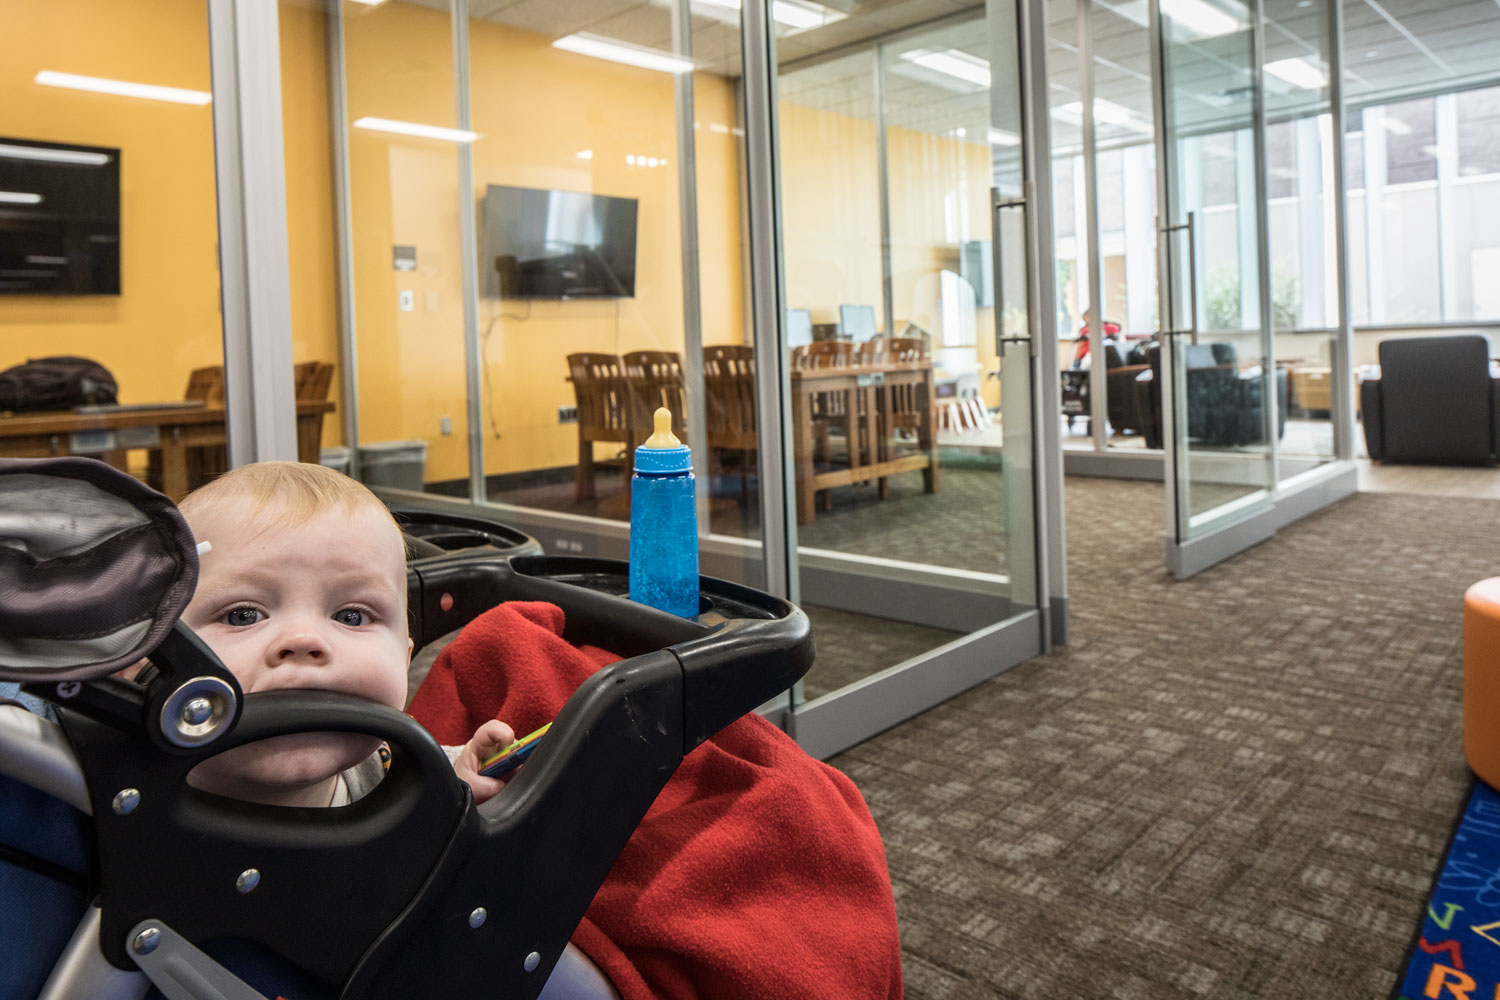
642 407 681 448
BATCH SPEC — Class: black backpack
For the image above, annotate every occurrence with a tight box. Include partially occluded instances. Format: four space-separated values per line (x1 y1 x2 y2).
0 356 119 412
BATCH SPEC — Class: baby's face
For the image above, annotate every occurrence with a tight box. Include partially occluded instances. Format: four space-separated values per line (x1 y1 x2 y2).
180 499 411 805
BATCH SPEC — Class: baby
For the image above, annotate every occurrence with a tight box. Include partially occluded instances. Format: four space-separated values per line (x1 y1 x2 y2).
172 460 513 808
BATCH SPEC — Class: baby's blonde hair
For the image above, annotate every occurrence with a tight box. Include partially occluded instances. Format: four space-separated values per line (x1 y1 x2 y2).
179 461 401 538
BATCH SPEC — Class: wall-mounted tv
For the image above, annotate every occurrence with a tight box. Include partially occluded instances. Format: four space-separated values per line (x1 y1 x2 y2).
0 137 121 295
482 184 638 300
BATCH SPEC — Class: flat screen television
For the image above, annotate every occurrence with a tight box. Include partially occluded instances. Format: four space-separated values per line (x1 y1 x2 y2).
482 184 638 299
0 137 120 295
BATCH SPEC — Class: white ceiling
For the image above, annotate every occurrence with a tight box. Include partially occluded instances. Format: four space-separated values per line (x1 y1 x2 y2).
396 0 1500 143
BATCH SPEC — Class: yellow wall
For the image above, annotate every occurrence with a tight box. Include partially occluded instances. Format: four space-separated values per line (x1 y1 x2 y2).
340 2 745 482
0 0 222 399
0 0 342 445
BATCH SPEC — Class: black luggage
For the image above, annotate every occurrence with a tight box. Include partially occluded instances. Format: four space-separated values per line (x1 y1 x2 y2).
0 356 118 412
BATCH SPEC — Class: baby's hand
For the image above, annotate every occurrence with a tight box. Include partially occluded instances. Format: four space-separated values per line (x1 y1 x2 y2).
453 719 517 805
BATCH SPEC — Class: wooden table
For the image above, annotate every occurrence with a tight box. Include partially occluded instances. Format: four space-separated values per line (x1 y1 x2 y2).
0 400 335 501
789 359 938 524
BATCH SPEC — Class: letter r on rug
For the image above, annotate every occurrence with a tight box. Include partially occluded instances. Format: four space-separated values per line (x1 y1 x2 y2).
1424 963 1477 999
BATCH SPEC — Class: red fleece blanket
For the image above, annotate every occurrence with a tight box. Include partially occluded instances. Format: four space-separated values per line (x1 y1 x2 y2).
406 601 903 1000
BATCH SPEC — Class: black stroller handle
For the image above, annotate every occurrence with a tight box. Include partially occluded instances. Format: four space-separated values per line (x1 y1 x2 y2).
50 551 812 1000
57 680 471 986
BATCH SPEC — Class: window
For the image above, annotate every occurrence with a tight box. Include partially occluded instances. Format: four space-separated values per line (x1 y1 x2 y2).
1457 85 1500 177
1383 97 1436 185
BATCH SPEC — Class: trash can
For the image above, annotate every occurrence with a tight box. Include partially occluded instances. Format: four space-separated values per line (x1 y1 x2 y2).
319 445 352 476
358 439 427 491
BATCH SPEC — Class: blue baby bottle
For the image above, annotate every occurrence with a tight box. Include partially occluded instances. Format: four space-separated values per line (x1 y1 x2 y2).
629 407 699 618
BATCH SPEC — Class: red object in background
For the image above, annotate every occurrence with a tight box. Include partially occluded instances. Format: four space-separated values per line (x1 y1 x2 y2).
1071 320 1123 366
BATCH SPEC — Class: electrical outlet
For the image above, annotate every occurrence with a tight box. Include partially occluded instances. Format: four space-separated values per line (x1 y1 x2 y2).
398 289 414 312
439 415 453 436
558 405 578 424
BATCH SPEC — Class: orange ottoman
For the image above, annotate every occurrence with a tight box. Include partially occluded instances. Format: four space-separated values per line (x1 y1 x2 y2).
1465 578 1500 787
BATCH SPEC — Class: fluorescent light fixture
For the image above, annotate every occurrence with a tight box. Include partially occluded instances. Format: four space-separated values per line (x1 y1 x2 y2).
1160 0 1242 38
1264 57 1325 89
693 0 841 31
769 0 824 29
988 127 1020 146
577 149 594 159
0 191 43 205
1055 99 1134 127
552 33 693 75
26 255 68 265
0 143 110 166
898 49 991 89
35 70 211 106
1382 117 1412 135
352 117 478 142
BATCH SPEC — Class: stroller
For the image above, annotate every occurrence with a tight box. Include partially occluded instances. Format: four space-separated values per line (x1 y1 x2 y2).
0 456 813 1000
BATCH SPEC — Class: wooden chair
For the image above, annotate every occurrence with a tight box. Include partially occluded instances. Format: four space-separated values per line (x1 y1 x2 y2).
703 345 757 500
147 366 226 493
184 365 225 404
622 350 688 444
293 361 335 471
791 340 854 370
295 361 334 404
566 353 633 502
885 338 927 364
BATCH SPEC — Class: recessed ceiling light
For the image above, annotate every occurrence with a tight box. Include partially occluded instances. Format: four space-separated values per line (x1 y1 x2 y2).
1264 57 1326 89
1160 0 1243 38
553 33 694 74
351 117 479 142
988 128 1020 146
693 0 844 32
897 49 991 89
35 70 211 106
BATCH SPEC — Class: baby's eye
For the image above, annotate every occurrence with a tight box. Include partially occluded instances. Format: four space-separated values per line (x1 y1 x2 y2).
224 607 263 627
333 608 369 627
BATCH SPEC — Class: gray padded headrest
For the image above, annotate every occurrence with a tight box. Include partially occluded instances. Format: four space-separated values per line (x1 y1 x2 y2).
0 457 199 682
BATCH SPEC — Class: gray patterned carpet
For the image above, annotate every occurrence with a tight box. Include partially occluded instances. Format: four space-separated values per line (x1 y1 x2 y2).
830 478 1500 999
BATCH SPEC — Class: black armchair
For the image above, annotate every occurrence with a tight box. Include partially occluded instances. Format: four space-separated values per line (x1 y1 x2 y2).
1060 338 1150 434
1360 335 1500 464
1130 341 1287 450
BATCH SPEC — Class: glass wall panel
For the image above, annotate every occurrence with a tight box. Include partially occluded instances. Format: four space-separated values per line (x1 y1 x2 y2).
464 1 763 588
1264 0 1337 482
1157 0 1275 533
1088 0 1156 451
336 0 469 501
775 1 1038 703
0 0 230 502
279 1 344 474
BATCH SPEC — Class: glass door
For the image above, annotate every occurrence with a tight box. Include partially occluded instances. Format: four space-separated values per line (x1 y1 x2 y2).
770 0 1044 757
1152 0 1276 577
